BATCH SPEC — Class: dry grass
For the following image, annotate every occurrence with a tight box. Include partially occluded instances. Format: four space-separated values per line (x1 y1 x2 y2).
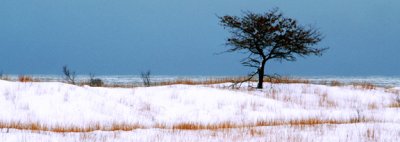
2 123 392 142
385 88 400 95
103 84 135 88
18 76 34 82
256 118 364 127
170 122 238 130
0 116 372 133
1 75 39 82
264 86 338 108
154 77 380 91
352 82 376 90
368 103 378 109
388 102 400 108
155 77 251 86
248 128 264 137
78 82 135 88
0 121 144 133
168 117 370 131
263 77 310 84
1 75 383 91
388 93 400 108
329 80 343 86
3 75 313 87
318 91 337 107
153 76 313 88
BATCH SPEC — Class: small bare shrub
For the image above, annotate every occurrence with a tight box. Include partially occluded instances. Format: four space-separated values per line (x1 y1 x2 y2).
88 74 104 87
62 65 76 85
141 70 151 87
330 80 343 86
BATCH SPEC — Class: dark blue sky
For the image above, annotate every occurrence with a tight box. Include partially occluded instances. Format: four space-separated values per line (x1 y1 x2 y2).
1 0 399 76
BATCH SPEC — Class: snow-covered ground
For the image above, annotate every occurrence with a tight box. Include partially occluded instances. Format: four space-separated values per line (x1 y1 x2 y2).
0 80 399 141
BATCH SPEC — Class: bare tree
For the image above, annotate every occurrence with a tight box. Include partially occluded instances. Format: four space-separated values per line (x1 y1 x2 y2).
140 70 151 87
62 65 76 85
219 8 327 89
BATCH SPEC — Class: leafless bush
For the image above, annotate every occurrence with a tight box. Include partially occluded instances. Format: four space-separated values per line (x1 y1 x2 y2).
88 73 104 87
330 80 343 86
62 65 76 85
141 70 151 87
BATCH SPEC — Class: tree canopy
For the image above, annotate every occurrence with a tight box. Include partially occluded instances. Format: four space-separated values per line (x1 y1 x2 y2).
220 8 327 89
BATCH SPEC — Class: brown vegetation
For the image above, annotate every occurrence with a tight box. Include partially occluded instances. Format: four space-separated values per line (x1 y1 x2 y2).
388 102 400 108
263 77 310 84
0 121 143 133
0 116 372 133
18 75 34 82
156 77 250 86
1 74 384 92
330 80 343 86
155 76 313 87
352 82 376 90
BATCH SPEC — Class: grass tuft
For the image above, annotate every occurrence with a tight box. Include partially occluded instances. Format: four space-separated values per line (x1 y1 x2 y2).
352 82 376 90
18 75 34 82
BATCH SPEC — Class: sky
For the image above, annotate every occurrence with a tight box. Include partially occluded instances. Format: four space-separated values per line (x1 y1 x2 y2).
0 0 399 76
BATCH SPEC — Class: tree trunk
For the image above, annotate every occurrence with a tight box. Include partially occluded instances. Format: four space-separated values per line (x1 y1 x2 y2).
257 60 267 89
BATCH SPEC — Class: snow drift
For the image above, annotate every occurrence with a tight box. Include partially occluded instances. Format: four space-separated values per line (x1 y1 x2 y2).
0 80 399 141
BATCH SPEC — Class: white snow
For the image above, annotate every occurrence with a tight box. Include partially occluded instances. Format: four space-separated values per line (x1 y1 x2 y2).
0 80 399 141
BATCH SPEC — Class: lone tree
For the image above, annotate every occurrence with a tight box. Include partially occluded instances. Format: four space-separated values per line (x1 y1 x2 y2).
219 9 327 89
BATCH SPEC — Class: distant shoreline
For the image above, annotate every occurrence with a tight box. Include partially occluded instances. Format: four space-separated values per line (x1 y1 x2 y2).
1 74 400 88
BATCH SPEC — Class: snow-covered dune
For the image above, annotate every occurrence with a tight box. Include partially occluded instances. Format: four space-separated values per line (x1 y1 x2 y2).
0 80 399 141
